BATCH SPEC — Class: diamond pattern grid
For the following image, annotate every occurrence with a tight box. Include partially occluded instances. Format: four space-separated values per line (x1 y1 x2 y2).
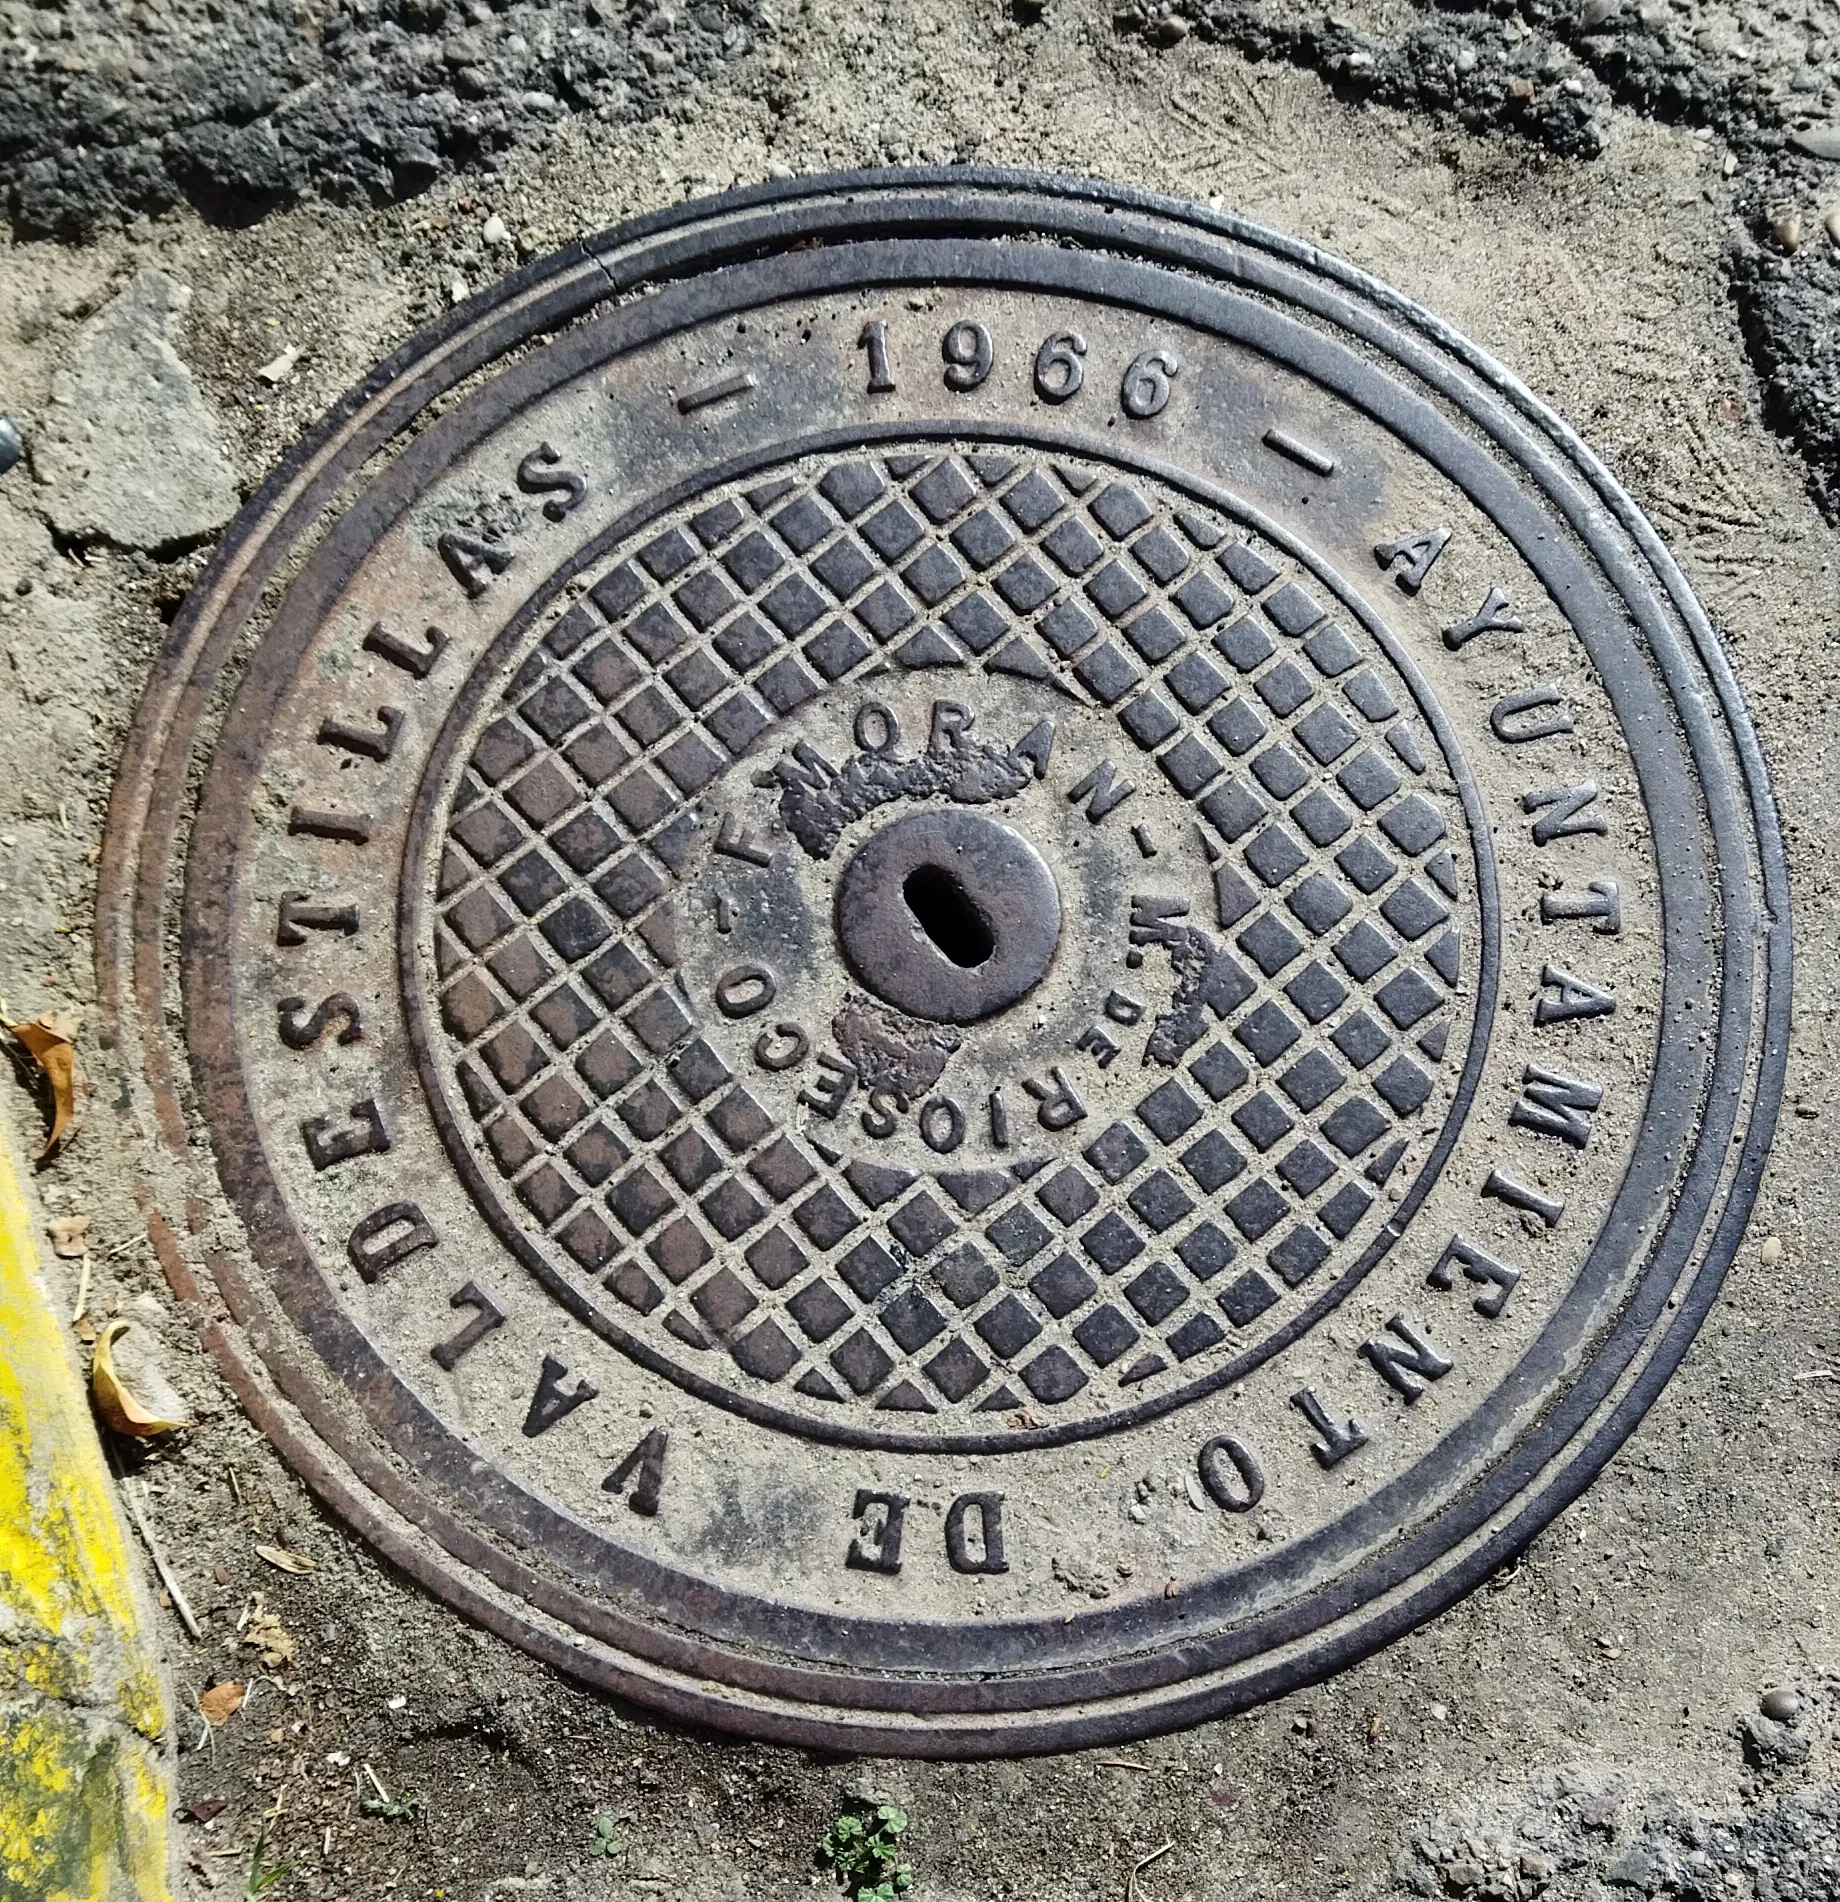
431 446 1470 1423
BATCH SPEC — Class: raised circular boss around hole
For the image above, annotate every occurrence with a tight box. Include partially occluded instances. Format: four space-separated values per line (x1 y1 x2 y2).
834 808 1063 1025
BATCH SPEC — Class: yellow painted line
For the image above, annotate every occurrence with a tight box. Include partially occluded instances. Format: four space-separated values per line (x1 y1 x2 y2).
0 1096 174 1902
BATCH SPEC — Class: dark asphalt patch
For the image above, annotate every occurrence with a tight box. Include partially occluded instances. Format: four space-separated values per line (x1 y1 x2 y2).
0 0 764 235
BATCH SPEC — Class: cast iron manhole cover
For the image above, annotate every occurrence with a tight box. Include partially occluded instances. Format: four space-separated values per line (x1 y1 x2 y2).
107 173 1787 1753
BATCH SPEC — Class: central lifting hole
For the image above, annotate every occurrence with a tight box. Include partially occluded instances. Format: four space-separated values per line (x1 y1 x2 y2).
903 863 995 969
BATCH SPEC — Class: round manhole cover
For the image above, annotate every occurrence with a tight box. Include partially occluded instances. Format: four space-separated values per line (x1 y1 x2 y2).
110 172 1786 1753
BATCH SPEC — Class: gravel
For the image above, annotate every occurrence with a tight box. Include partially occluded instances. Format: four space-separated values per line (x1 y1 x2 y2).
1399 1760 1840 1902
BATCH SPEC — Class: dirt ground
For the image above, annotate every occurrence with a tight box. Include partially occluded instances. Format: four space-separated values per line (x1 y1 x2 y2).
3 0 1840 1897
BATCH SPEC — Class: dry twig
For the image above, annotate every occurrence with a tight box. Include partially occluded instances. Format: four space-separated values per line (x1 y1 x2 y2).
113 1464 202 1640
1126 1839 1175 1902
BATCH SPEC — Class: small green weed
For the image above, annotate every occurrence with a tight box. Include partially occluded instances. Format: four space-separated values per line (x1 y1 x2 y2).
818 1803 913 1901
358 1763 425 1821
359 1790 426 1820
243 1826 291 1899
586 1814 626 1859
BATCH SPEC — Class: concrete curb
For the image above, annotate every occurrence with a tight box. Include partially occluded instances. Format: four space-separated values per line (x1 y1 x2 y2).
0 1095 175 1902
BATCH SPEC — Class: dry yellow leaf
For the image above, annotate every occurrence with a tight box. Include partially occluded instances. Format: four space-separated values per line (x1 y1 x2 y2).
242 1603 298 1670
4 1010 84 1156
47 1213 91 1258
198 1681 246 1725
255 1544 316 1576
90 1319 191 1438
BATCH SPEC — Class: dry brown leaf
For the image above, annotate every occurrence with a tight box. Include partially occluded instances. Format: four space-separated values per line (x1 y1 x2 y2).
198 1681 246 1725
4 1010 84 1156
47 1213 91 1258
90 1319 191 1438
254 1543 315 1576
242 1603 298 1670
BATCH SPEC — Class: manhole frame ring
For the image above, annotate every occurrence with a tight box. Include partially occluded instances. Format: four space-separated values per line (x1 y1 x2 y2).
98 169 1791 1756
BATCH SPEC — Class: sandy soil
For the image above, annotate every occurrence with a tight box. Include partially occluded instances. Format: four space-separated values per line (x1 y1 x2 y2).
2 1 1838 1897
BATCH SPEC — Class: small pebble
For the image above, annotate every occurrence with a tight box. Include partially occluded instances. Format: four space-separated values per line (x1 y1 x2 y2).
1184 1472 1208 1512
0 415 21 478
1154 16 1188 44
767 159 794 180
1826 204 1840 245
450 276 470 305
1760 1686 1801 1722
1760 1233 1783 1265
1772 211 1803 251
482 213 511 246
1580 0 1614 25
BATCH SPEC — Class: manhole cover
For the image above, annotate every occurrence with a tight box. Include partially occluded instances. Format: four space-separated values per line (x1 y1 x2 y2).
108 173 1787 1753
